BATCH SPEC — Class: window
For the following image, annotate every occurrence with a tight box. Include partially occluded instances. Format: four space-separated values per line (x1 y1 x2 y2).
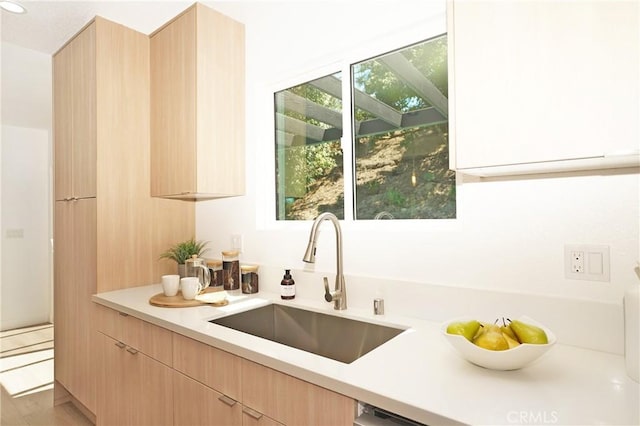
274 35 453 221
274 72 344 220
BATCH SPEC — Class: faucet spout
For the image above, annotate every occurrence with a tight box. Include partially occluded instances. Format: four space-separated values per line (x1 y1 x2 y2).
302 212 347 310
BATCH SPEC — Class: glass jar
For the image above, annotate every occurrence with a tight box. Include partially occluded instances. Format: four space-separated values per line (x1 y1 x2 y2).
241 264 259 294
222 250 240 291
207 259 223 287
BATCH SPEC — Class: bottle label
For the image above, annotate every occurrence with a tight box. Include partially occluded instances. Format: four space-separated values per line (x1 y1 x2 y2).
281 284 295 296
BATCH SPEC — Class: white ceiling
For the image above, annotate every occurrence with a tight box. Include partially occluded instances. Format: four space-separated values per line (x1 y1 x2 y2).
1 1 203 54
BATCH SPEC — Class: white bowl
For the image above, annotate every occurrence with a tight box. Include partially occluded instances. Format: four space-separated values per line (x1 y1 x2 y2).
441 316 556 370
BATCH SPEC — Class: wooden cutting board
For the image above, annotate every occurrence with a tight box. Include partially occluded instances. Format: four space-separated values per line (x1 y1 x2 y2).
149 287 227 308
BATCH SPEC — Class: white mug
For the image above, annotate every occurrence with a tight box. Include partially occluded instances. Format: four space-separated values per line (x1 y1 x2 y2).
180 277 201 300
162 274 180 297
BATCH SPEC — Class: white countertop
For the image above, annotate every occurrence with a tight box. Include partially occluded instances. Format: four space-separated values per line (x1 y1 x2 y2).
93 284 639 425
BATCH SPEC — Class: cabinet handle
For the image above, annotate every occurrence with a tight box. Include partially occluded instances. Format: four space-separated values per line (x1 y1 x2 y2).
115 341 126 349
242 407 263 420
118 312 129 317
126 347 139 355
218 395 237 407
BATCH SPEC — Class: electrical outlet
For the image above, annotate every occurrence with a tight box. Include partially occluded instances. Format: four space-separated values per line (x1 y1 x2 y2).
564 244 610 282
571 251 584 273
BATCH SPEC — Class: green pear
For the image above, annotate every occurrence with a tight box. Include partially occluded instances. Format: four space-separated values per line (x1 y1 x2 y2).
510 320 548 344
446 320 481 342
501 322 519 342
473 324 509 351
501 330 521 349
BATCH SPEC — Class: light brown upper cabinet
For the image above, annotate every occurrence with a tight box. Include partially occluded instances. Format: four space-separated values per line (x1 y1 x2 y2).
150 3 245 200
53 23 96 201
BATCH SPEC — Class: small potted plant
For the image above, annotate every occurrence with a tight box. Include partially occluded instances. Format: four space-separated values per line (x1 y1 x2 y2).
160 238 210 277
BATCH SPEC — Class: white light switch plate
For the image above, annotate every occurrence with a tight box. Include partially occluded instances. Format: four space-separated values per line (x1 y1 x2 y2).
231 234 243 252
564 244 610 282
5 228 24 238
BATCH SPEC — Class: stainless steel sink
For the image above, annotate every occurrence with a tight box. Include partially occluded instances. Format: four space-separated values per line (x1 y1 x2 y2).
210 304 405 363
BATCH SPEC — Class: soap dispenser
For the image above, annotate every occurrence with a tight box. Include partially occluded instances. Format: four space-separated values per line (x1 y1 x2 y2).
281 269 295 300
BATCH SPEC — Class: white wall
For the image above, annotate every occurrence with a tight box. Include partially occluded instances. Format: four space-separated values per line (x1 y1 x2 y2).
1 43 52 130
1 125 52 330
197 1 639 324
1 42 52 330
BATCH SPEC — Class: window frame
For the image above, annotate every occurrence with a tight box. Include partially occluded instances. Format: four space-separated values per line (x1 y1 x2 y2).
262 14 458 232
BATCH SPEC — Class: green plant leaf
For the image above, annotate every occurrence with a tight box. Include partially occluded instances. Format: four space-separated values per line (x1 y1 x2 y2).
159 238 210 264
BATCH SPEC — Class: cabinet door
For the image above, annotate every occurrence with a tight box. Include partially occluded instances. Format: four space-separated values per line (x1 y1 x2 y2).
53 23 96 200
53 201 74 386
242 359 355 426
451 0 639 169
97 333 173 426
53 48 73 201
134 347 174 426
71 198 98 411
97 333 129 426
194 4 245 197
150 6 197 197
150 3 245 199
71 23 97 198
173 370 242 426
54 198 97 411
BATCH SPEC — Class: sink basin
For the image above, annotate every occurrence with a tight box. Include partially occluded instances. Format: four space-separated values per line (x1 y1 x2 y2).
210 304 406 363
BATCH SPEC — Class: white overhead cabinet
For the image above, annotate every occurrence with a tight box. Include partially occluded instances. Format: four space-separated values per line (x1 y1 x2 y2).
448 0 639 176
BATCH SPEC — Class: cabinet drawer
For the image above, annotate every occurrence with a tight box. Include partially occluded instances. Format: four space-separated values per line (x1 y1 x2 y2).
124 315 173 365
94 304 172 366
173 370 242 426
173 333 241 400
242 359 355 426
95 303 124 339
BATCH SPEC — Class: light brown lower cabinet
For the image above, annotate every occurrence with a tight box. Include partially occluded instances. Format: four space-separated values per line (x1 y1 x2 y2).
95 305 355 426
173 370 243 425
96 332 174 426
172 371 283 426
242 359 356 426
173 334 355 426
173 334 283 426
95 305 174 426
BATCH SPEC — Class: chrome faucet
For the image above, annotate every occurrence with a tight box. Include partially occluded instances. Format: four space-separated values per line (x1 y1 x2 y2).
302 212 347 310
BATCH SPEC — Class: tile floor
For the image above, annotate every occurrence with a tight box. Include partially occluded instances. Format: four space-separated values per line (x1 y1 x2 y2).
0 324 92 425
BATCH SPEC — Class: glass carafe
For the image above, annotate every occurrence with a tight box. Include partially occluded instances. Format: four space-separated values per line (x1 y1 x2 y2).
185 255 211 292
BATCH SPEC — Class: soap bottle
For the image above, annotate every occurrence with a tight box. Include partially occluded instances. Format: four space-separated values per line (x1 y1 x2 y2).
280 269 295 300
